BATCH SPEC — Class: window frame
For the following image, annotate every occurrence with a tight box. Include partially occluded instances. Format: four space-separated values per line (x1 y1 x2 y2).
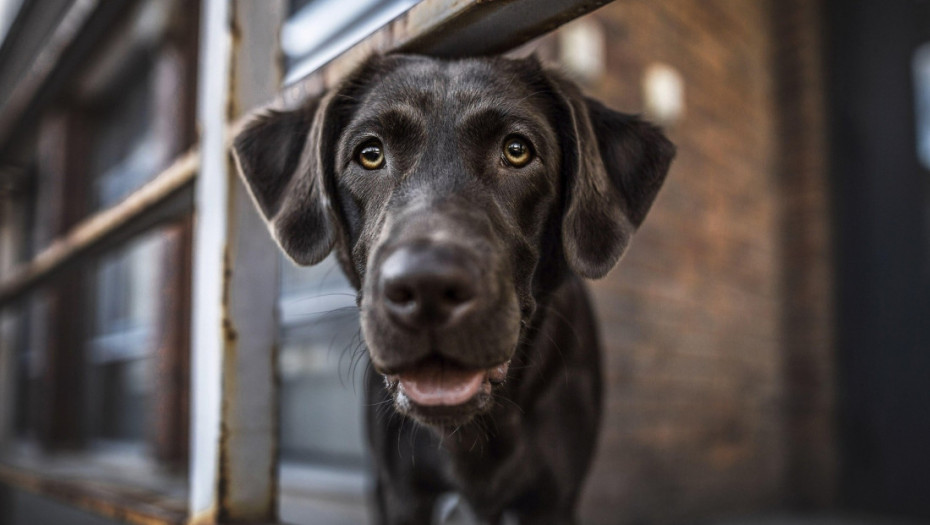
0 0 199 521
0 0 617 523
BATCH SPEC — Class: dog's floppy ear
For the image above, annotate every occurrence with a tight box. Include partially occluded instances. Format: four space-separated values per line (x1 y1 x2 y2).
545 71 675 279
232 96 338 266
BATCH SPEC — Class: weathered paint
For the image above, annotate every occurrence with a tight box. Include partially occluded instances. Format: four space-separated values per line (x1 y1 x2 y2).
189 0 232 519
188 0 284 523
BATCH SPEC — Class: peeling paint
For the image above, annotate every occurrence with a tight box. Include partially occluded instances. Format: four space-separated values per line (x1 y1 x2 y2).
226 2 242 123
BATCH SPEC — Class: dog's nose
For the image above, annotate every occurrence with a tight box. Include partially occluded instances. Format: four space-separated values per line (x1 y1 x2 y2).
380 246 478 329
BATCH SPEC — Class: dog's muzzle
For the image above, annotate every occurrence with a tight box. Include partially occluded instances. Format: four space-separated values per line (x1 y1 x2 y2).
363 237 519 421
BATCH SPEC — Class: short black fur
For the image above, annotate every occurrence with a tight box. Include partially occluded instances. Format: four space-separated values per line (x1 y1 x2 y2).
233 54 674 524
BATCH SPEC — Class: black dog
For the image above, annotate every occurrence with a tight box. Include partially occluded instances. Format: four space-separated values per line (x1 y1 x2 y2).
233 54 673 524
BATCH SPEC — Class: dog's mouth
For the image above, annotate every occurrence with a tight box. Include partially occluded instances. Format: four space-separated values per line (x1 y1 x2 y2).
383 356 510 425
393 358 509 406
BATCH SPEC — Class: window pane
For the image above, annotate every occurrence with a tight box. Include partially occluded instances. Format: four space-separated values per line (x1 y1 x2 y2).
87 59 168 210
10 292 46 439
10 305 31 436
84 231 166 444
278 255 366 464
282 0 423 84
279 310 365 464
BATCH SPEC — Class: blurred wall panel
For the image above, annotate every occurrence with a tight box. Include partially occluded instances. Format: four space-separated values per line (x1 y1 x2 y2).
827 0 930 519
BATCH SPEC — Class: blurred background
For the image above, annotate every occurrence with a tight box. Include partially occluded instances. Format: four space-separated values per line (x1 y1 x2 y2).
0 0 928 524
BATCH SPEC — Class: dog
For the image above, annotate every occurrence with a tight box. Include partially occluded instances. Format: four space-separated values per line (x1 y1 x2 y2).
233 54 674 525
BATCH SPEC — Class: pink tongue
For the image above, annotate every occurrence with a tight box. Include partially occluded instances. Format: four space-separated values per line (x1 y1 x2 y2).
399 363 485 406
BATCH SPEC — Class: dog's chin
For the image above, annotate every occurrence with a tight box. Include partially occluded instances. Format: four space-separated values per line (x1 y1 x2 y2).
382 357 510 428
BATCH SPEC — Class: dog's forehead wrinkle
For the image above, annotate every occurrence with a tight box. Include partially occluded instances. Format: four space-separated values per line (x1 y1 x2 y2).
369 58 533 118
349 98 425 130
376 61 447 100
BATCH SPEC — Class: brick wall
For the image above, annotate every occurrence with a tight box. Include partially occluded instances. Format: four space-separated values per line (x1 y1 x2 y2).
771 0 836 510
542 1 836 522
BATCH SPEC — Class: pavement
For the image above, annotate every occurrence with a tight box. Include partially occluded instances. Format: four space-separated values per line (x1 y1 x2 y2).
713 515 928 525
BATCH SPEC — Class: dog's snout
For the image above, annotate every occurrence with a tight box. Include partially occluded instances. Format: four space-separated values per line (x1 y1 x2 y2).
380 245 478 330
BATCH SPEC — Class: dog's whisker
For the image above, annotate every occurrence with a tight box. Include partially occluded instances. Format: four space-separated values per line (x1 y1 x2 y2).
288 305 356 317
521 317 570 384
397 415 407 460
491 393 524 415
410 420 421 459
287 292 358 302
284 307 357 327
314 264 342 296
335 335 357 388
346 341 366 388
537 303 583 345
337 327 367 389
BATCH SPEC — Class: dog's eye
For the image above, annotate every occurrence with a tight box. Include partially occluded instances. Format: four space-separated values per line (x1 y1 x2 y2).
502 136 533 167
357 141 385 170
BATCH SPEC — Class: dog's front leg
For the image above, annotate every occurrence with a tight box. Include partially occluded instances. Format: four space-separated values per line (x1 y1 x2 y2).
372 473 439 525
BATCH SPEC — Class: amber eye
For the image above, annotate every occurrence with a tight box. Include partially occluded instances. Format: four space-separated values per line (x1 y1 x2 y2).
357 141 385 170
502 136 532 167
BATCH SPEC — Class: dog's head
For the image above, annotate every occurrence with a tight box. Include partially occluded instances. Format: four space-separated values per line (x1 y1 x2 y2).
234 55 674 427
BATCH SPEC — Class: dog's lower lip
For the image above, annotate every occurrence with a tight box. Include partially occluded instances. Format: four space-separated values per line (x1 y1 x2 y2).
388 359 510 407
399 366 484 406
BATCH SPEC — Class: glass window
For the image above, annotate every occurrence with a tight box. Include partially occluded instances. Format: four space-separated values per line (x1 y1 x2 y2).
87 57 170 210
7 179 41 438
84 230 167 445
0 0 195 520
278 255 365 465
283 0 422 84
11 293 45 440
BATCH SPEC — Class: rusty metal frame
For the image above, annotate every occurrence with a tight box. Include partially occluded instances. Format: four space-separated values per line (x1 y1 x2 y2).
188 1 285 523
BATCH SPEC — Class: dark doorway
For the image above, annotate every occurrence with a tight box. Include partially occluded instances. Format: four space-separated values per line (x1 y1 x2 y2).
827 0 930 518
